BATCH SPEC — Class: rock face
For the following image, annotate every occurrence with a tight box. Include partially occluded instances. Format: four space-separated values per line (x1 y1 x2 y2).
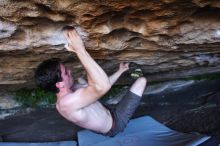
0 0 220 89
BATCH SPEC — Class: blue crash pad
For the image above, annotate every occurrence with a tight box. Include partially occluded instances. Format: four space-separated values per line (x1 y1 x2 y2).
78 116 210 146
0 141 77 146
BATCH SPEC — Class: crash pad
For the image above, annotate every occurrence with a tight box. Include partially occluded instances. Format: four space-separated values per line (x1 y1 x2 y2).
78 116 210 146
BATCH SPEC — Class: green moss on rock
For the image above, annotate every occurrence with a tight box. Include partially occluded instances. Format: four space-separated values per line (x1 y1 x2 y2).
14 88 56 107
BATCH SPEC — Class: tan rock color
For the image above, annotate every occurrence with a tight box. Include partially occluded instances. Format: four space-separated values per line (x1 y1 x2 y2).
0 0 220 89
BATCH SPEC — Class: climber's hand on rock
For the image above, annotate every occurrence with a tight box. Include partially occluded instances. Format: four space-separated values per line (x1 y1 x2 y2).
63 28 85 53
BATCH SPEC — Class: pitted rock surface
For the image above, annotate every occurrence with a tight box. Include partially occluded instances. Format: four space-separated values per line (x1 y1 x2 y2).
0 0 220 89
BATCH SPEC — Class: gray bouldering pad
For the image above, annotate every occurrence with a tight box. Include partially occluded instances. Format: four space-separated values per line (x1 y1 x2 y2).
78 116 210 146
0 141 77 146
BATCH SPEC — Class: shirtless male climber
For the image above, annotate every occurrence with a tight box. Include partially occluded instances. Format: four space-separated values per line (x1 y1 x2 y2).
35 27 147 136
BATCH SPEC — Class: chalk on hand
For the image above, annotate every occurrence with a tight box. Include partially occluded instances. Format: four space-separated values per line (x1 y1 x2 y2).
64 44 69 49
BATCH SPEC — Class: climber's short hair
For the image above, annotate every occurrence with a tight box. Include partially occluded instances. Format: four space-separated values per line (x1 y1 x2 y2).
34 58 62 93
